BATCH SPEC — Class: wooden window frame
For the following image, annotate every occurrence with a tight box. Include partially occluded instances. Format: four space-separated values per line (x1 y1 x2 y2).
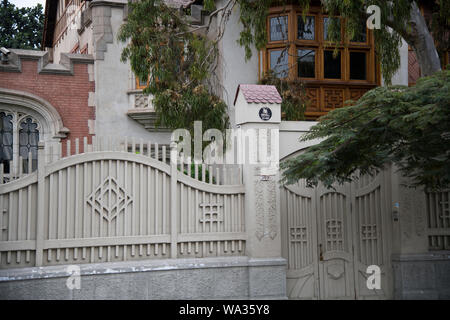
263 5 380 119
136 75 150 90
297 15 317 41
80 44 88 54
70 42 80 54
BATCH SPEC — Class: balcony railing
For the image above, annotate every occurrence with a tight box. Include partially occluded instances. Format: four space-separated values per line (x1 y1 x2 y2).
53 0 87 46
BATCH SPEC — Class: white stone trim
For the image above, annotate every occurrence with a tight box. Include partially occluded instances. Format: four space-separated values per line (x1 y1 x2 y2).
0 88 69 140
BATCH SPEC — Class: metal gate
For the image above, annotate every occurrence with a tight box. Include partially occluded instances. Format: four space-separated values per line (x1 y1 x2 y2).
281 170 393 299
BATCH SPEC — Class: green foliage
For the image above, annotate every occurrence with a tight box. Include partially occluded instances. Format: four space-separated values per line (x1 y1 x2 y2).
118 0 228 134
430 0 450 65
0 0 44 49
119 0 444 142
237 0 272 60
280 68 450 190
184 163 215 183
152 85 229 134
259 70 306 121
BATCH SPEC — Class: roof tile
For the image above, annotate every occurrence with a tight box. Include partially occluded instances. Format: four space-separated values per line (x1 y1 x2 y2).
235 84 282 105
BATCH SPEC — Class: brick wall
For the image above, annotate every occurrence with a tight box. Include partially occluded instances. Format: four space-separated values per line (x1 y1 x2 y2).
0 58 95 154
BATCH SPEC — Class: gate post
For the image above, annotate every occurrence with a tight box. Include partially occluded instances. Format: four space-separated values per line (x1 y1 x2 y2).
170 143 178 259
35 141 45 266
234 85 286 298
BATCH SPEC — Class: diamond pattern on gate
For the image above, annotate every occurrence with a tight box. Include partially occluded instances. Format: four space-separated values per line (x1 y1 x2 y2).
86 177 132 222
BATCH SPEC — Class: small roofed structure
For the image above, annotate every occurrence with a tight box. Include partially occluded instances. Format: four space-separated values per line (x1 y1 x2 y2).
234 84 282 126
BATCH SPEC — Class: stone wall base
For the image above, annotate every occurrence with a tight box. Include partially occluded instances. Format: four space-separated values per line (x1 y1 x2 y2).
0 257 287 300
392 252 450 300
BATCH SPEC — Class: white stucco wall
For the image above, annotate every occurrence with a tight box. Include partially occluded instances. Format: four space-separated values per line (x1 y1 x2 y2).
217 1 260 128
279 121 322 160
94 6 170 144
384 38 410 86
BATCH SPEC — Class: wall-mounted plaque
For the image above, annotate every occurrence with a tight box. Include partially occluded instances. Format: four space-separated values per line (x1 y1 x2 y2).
259 107 272 121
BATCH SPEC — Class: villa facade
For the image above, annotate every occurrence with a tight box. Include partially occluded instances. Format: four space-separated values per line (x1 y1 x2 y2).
0 0 449 300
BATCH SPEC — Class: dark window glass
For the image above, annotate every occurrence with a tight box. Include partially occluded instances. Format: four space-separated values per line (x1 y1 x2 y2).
297 16 315 40
19 118 39 173
323 17 341 41
270 49 289 78
350 52 367 80
270 16 288 41
297 49 315 78
324 50 341 79
0 112 13 174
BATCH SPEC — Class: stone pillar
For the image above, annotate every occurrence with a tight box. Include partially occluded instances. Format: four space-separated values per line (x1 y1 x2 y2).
234 84 286 299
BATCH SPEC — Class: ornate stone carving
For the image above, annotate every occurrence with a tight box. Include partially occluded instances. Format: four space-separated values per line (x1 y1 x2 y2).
134 94 149 109
399 185 413 239
254 178 277 240
415 193 426 237
86 177 132 222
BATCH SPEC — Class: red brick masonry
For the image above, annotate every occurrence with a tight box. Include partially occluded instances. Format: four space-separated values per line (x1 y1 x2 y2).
0 50 95 153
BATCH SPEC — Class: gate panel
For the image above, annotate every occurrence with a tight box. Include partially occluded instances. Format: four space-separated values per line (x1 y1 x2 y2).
351 171 392 299
317 184 355 299
0 178 38 268
282 170 393 300
282 181 318 299
176 181 246 258
0 137 246 269
43 158 172 265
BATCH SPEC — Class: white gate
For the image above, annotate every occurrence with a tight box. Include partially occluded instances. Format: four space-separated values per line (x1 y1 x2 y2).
281 170 393 299
0 137 245 268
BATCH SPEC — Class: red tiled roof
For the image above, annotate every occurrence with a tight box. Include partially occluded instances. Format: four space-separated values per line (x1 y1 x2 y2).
234 84 282 105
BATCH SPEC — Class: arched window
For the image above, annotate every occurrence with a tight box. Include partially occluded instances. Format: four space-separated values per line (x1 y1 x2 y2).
19 117 40 172
0 111 40 178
